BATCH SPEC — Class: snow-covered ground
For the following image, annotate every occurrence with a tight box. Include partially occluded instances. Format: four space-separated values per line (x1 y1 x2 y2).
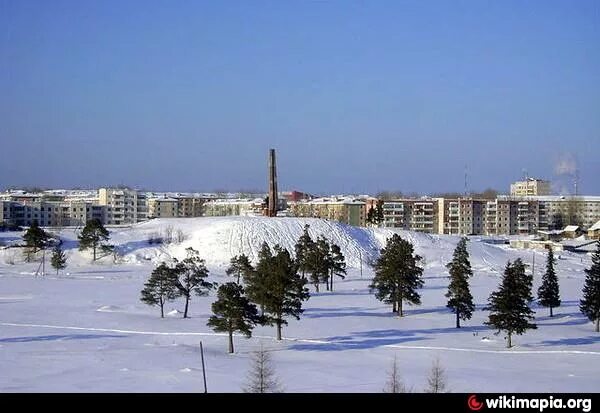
0 217 598 392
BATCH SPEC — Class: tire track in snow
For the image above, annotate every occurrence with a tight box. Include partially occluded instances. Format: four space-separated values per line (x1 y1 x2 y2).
2 322 599 356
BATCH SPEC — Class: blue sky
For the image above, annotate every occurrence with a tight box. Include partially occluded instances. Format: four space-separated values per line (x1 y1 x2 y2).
1 0 599 195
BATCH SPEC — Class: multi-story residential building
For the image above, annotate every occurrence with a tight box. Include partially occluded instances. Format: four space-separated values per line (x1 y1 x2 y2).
510 178 551 196
203 198 266 217
175 196 205 217
98 188 147 225
379 198 440 233
438 198 486 235
290 197 366 227
147 198 179 219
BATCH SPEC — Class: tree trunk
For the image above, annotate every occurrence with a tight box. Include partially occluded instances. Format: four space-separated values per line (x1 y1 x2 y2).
183 294 190 318
392 300 397 313
398 291 403 317
456 310 460 328
228 329 234 353
507 332 512 348
550 307 553 317
93 244 97 261
596 318 599 333
325 280 329 291
315 283 319 293
237 274 240 285
160 297 164 318
276 319 282 340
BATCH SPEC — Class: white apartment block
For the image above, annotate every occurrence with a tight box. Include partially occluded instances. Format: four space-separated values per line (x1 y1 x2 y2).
510 178 551 196
98 188 147 225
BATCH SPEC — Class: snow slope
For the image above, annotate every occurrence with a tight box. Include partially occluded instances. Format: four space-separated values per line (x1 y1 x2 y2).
0 217 597 392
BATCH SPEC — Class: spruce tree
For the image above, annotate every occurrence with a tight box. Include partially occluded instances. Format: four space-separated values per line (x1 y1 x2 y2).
140 262 179 318
246 242 273 316
262 246 309 340
538 247 561 317
580 240 600 332
22 220 50 259
485 259 537 348
78 219 110 261
207 282 261 353
329 242 347 291
172 247 215 318
294 224 315 279
226 254 253 285
445 238 474 328
370 234 424 316
50 244 67 275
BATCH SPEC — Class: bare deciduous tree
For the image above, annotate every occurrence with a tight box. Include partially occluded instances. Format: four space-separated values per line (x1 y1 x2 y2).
243 343 282 393
383 355 408 393
425 357 448 393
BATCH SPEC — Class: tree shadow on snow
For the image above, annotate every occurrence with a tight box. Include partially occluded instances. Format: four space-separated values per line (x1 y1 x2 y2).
535 312 590 327
0 334 126 343
537 336 600 346
289 335 429 351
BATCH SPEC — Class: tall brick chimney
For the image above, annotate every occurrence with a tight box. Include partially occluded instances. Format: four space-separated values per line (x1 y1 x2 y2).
268 149 278 217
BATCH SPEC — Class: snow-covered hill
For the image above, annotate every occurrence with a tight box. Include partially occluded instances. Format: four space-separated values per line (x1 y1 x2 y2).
0 217 597 392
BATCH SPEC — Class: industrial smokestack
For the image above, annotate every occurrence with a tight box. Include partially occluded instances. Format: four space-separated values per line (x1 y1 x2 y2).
268 149 278 217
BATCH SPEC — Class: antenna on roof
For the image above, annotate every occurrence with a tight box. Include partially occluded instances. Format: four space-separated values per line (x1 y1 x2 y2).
464 164 468 197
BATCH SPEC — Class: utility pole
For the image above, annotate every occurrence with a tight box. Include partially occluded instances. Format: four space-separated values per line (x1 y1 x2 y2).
200 341 207 393
532 251 535 277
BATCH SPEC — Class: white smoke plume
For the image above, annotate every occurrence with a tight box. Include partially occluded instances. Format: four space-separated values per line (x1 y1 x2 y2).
554 153 577 176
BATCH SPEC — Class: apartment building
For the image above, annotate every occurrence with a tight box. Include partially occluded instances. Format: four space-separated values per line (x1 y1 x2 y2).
203 198 266 217
379 198 440 233
438 198 486 235
175 196 205 217
98 188 147 225
510 178 551 196
290 197 366 227
0 198 105 227
147 198 179 219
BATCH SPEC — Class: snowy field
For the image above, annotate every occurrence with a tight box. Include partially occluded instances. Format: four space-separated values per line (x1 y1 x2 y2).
0 217 598 392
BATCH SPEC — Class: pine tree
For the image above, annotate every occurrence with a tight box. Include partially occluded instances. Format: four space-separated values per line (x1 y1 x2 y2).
383 355 407 393
294 224 315 279
370 234 424 317
207 282 261 353
226 254 253 285
78 219 110 261
50 243 67 275
246 242 273 316
22 220 50 260
243 344 281 393
375 199 385 226
172 247 215 318
366 207 376 226
425 358 448 393
140 262 180 318
262 246 310 340
580 240 600 332
329 243 347 291
485 259 537 347
445 238 474 328
538 247 561 317
309 236 331 292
